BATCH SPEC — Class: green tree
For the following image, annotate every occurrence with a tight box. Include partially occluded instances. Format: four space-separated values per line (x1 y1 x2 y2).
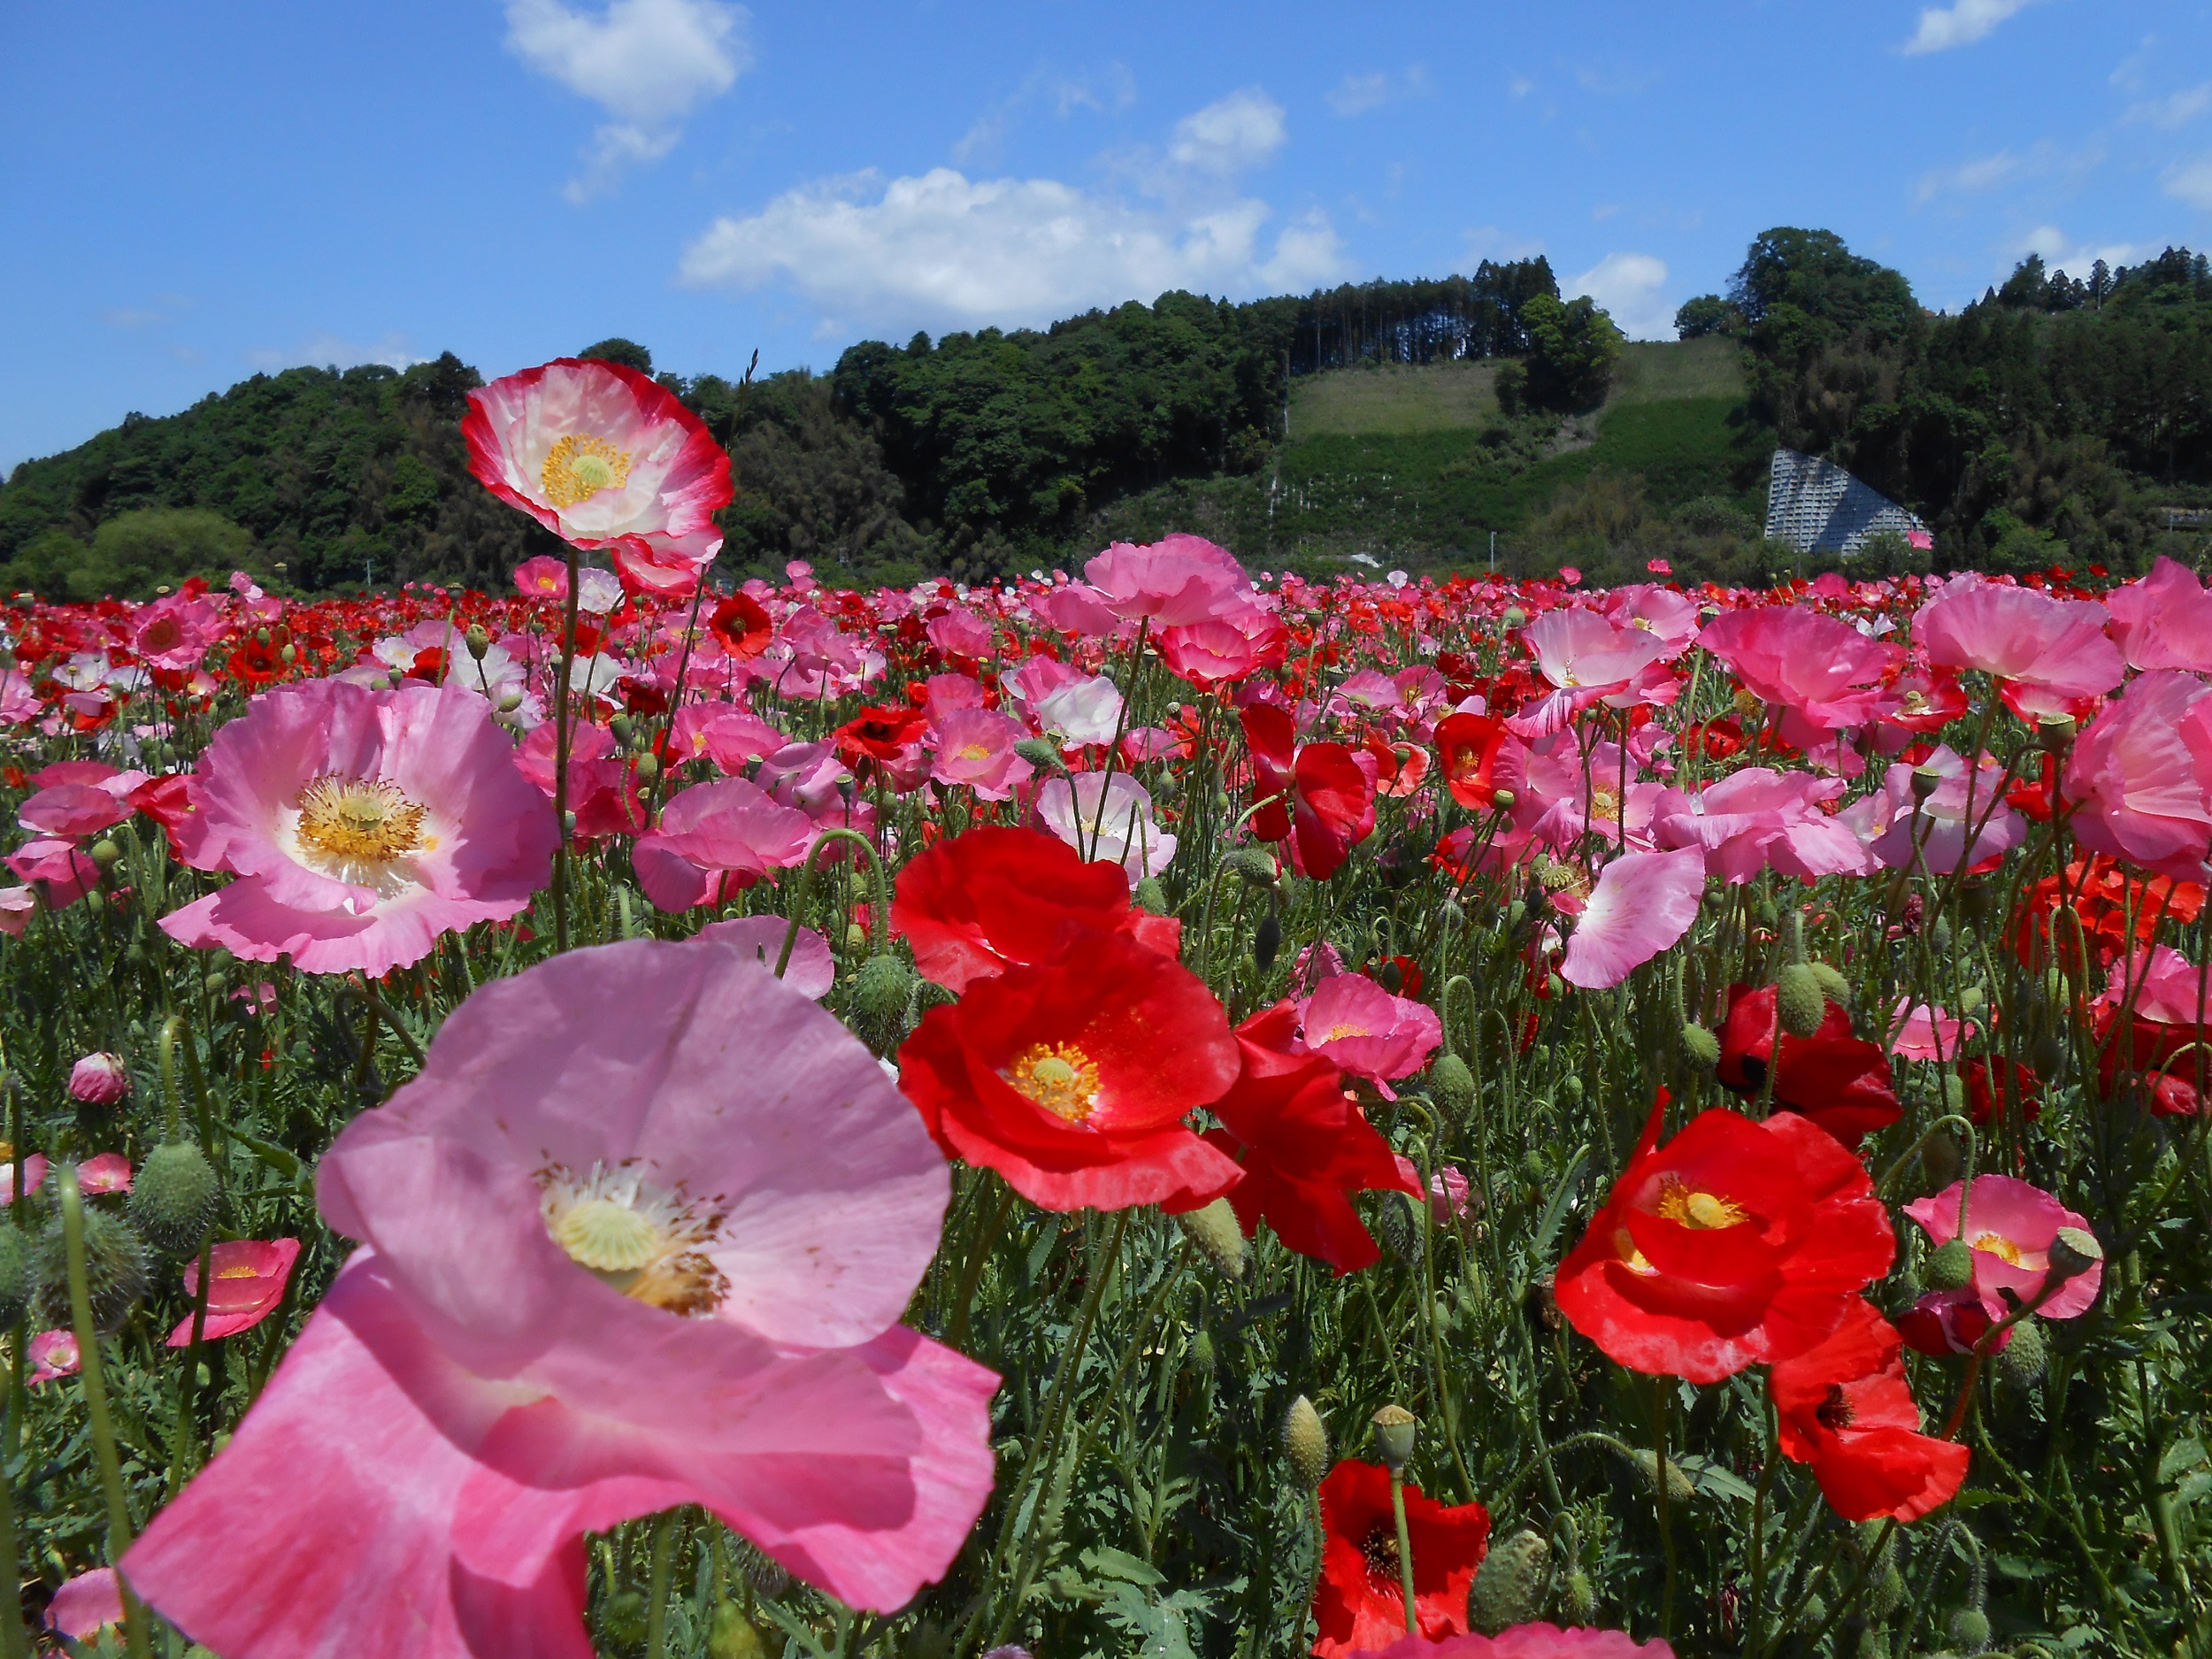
579 337 654 375
1673 295 1741 339
1520 295 1623 411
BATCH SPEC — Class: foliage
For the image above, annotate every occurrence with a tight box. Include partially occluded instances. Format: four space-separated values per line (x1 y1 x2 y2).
1520 296 1624 414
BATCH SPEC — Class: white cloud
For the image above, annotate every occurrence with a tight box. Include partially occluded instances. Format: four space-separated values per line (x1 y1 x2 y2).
1168 88 1286 176
504 0 751 202
1568 252 1672 341
2014 226 2147 274
2165 155 2212 211
1326 66 1430 117
680 168 1342 329
1507 73 1534 99
2127 82 2212 132
1463 226 1545 264
102 308 163 329
247 333 427 373
1901 0 2041 55
1914 149 2024 204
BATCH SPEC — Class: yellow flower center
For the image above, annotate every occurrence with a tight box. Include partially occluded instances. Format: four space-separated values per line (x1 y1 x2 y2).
294 776 428 866
1588 785 1622 824
1655 1174 1747 1231
1972 1231 2023 1265
214 1263 260 1281
540 1164 728 1317
1006 1042 1101 1122
541 433 634 509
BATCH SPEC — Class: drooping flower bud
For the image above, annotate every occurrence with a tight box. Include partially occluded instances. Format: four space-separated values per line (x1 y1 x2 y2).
1632 1449 1694 1506
1132 877 1169 914
707 1601 767 1659
1776 963 1826 1038
1370 1403 1417 1473
1283 1395 1330 1490
1921 1129 1963 1189
1809 960 1852 1008
67 1053 130 1106
35 1205 150 1335
89 840 124 872
1174 1197 1247 1280
1429 1052 1476 1117
1562 1569 1597 1626
1253 910 1281 972
1925 1237 1975 1292
1469 1529 1550 1634
1012 737 1064 772
1678 1022 1721 1069
1994 1313 2047 1390
1227 848 1280 888
1948 1607 1993 1654
128 1141 221 1257
847 951 918 1056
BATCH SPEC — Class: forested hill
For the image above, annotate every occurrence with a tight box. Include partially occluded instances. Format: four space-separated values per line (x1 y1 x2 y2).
6 233 2211 599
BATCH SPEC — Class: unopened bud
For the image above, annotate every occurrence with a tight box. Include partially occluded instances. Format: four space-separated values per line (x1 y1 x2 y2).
1921 1129 1963 1189
1428 1052 1476 1116
1502 606 1526 628
632 752 660 782
1012 737 1063 771
1925 1237 1975 1292
1809 961 1852 1008
1174 1198 1247 1280
1253 911 1281 973
1187 1327 1215 1371
1470 1530 1550 1634
1371 1403 1417 1473
1679 1022 1722 1068
1283 1395 1330 1489
465 624 492 660
1948 1607 1992 1653
1228 848 1280 887
1632 1448 1694 1506
0 1226 29 1327
279 643 296 664
707 1601 766 1659
88 840 124 871
129 1141 221 1256
1563 1569 1596 1625
1994 1313 2047 1389
35 1204 150 1335
1132 877 1169 914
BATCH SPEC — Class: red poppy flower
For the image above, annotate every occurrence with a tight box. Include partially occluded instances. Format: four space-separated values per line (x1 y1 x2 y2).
1715 984 1901 1148
2007 752 2058 823
1313 1460 1491 1659
1176 1002 1418 1274
895 929 1241 1210
1770 1297 1970 1523
710 593 773 660
1432 712 1513 810
1554 1095 1893 1383
226 639 282 686
127 774 196 841
2014 856 2203 976
1241 704 1375 880
1962 1056 2040 1127
891 826 1179 993
833 703 926 787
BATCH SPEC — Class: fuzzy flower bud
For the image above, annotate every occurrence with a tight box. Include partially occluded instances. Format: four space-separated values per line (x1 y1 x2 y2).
1925 1237 1975 1292
1776 963 1826 1039
1470 1529 1551 1634
1994 1313 2047 1390
1428 1052 1476 1117
67 1053 129 1106
1283 1395 1330 1490
1012 737 1064 772
1174 1198 1247 1280
128 1141 221 1257
1808 960 1852 1008
89 839 124 871
1678 1022 1722 1069
1227 848 1281 887
35 1204 150 1336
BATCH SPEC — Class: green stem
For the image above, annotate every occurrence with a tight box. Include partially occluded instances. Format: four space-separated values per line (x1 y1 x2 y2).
550 545 582 955
645 1509 678 1659
1652 1379 1677 1640
1389 1472 1417 1633
774 829 891 978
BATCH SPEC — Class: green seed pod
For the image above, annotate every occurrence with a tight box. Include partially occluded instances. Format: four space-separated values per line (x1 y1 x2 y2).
1925 1238 1975 1292
1956 982 1986 1016
1283 1394 1330 1490
1187 1327 1216 1372
1930 916 1955 956
1370 1403 1417 1473
1438 898 1466 931
1132 876 1169 914
609 713 637 749
1947 1607 1992 1653
1631 1449 1694 1506
1558 1074 1585 1106
708 1601 767 1659
1469 1529 1550 1634
1228 848 1280 887
1994 1313 2047 1391
1776 963 1827 1038
1679 1022 1722 1069
0 1225 29 1327
35 1204 151 1335
1429 1052 1476 1117
847 953 918 1056
596 1589 649 1651
1921 1129 1963 1189
1520 1148 1551 1187
1502 606 1527 628
465 623 492 661
81 887 104 916
2029 1031 2066 1075
1174 1197 1247 1280
1869 1563 1907 1617
1809 961 1852 1009
1012 736 1063 771
129 1141 221 1257
89 839 124 871
1562 1569 1596 1626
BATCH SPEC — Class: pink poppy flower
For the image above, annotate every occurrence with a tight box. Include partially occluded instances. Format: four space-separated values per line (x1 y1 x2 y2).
1601 583 1701 657
166 1239 302 1345
19 783 131 840
132 591 223 672
1036 772 1178 879
668 705 787 775
46 1567 125 1641
27 1329 79 1387
925 608 995 659
67 1052 130 1105
465 358 733 598
1508 610 1672 738
1839 745 2025 875
1905 1175 2102 1322
1033 674 1125 747
695 915 836 1001
1084 534 1251 626
920 672 987 725
1426 1165 1471 1221
1653 769 1870 885
0 885 33 937
124 938 998 1653
929 708 1033 801
1887 998 1973 1062
2104 555 2212 673
513 555 570 600
1029 583 1119 637
1348 1624 1673 1657
1698 607 1899 732
1158 602 1286 689
2060 670 2212 882
4 838 99 907
1301 974 1442 1097
76 1153 133 1196
159 678 558 977
518 718 645 840
0 1156 50 1205
1914 577 2123 708
1558 846 1706 989
632 777 816 912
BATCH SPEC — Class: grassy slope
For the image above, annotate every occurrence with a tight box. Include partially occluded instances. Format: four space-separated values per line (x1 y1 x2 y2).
1087 338 1768 569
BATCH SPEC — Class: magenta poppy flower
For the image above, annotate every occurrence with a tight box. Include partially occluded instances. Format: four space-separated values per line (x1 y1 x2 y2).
1913 577 2123 709
1301 974 1442 1097
1698 607 1900 733
1654 769 1869 885
1558 846 1706 990
1887 998 1973 1063
158 678 557 977
27 1330 78 1387
19 783 130 841
76 1153 133 1195
46 1567 125 1642
123 938 996 1655
1905 1175 2102 1322
928 707 1033 801
67 1052 130 1105
0 1155 49 1206
1158 602 1286 689
631 777 815 912
2106 555 2212 673
1084 534 1251 626
2060 670 2212 882
1508 609 1673 738
513 555 571 600
166 1239 302 1345
465 358 733 598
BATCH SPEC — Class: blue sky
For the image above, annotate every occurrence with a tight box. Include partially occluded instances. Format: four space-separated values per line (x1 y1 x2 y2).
4 0 2210 476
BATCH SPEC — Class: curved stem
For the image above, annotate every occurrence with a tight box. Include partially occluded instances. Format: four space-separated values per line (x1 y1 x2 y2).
775 828 892 978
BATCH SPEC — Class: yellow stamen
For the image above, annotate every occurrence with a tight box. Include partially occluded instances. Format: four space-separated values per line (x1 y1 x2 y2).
1655 1174 1747 1231
1971 1232 2023 1265
540 1164 729 1317
1006 1042 1102 1122
541 433 634 508
294 776 426 864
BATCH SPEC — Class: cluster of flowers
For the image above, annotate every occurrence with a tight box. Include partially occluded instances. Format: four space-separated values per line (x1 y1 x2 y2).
4 355 2200 1656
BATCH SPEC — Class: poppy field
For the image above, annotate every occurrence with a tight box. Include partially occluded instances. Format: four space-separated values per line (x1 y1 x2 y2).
0 357 2208 1659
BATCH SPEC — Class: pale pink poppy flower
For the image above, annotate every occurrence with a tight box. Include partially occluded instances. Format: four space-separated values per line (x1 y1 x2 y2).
27 1330 78 1387
4 837 99 906
1914 577 2123 703
1033 675 1125 747
1515 732 1655 852
1698 607 1900 733
513 555 570 600
67 1052 130 1105
1301 974 1442 1098
1602 583 1701 657
232 981 280 1017
1905 1175 2102 1321
76 1153 134 1196
1508 609 1673 738
464 358 733 598
1084 534 1251 626
123 938 997 1652
1558 846 1706 989
0 885 33 938
2102 944 2210 1025
1653 769 1870 885
632 778 815 913
1030 583 1119 637
160 679 558 977
2060 669 2212 882
695 916 836 1001
1887 998 1974 1062
925 609 995 659
1036 773 1177 879
1158 602 1286 688
2103 555 2212 673
920 672 987 726
928 709 1033 802
669 704 787 775
1839 745 2025 875
1333 670 1404 715
45 1567 124 1640
19 782 130 840
166 1239 302 1345
1427 1165 1471 1220
1002 653 1085 715
0 1156 50 1206
1120 726 1183 764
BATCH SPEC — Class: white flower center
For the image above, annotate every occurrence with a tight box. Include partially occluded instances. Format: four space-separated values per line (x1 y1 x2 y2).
541 434 634 509
539 1164 728 1317
286 775 434 900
